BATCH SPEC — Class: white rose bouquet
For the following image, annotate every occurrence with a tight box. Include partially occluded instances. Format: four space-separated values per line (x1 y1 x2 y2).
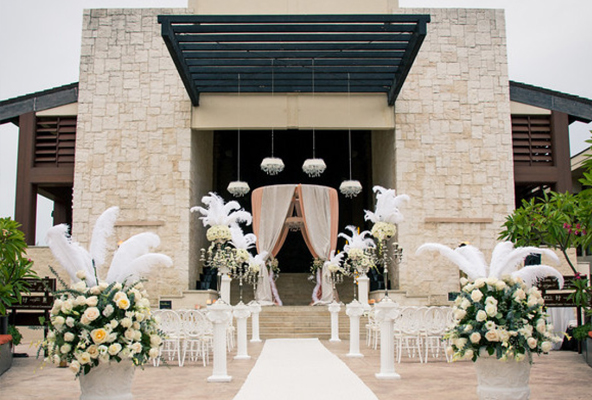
42 276 164 376
446 275 560 362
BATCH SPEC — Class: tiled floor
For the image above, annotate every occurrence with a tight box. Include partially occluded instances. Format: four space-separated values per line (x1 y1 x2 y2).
1 338 591 399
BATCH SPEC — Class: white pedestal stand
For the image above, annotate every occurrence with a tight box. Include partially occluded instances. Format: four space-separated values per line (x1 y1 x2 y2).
374 299 401 380
233 302 252 359
248 301 262 343
357 274 371 310
220 274 231 305
206 301 233 382
346 299 364 358
328 301 342 343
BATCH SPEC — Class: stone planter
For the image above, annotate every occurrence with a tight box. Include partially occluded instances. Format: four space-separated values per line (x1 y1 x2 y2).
79 360 135 400
474 356 531 400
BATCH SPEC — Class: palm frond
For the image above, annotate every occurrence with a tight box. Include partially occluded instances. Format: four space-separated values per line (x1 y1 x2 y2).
89 206 119 268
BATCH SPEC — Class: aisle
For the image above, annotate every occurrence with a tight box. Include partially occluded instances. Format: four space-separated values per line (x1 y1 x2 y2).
232 338 379 400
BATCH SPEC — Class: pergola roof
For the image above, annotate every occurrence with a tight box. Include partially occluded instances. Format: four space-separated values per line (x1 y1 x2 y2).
158 14 430 106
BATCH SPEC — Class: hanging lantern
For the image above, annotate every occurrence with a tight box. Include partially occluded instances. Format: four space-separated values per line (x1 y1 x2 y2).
261 157 285 175
339 180 362 198
302 158 326 178
227 181 250 197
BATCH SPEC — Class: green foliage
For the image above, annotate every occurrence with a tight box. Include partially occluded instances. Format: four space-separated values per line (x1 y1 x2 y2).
0 217 39 315
7 324 22 346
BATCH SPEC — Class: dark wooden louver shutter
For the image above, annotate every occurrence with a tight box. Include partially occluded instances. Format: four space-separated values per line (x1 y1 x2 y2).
512 115 553 166
34 116 76 166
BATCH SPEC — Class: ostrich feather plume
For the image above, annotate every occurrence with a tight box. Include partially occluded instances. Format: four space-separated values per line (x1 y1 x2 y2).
364 185 410 224
323 251 346 269
416 241 563 288
249 251 269 267
46 224 94 284
338 225 375 252
191 192 252 227
89 206 119 269
108 253 173 284
107 232 161 282
230 225 257 250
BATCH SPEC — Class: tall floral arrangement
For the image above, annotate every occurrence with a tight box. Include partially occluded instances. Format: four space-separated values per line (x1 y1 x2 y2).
417 241 564 362
41 207 172 376
364 185 409 242
338 225 375 274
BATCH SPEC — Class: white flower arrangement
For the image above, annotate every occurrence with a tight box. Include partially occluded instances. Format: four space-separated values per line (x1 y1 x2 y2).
370 221 397 241
206 225 232 243
42 276 164 376
446 275 559 362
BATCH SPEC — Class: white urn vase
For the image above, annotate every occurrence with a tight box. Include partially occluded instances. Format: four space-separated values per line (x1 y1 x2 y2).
474 356 531 400
79 360 135 400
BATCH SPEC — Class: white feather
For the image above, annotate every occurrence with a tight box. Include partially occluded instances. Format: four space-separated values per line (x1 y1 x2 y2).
89 206 119 268
191 192 252 227
512 265 564 289
489 241 516 278
230 225 257 250
364 186 410 225
45 224 94 284
109 254 173 283
107 232 160 282
338 225 375 252
455 245 488 278
416 243 484 280
249 251 269 267
495 246 560 278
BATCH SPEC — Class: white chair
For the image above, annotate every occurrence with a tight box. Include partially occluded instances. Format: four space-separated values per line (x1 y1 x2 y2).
365 308 380 349
423 307 452 362
181 310 213 366
394 306 426 363
153 309 184 367
227 313 236 352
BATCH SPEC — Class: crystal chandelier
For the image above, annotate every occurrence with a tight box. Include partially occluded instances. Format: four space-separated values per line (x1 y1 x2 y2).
228 74 250 197
261 61 285 175
339 74 362 197
302 59 326 178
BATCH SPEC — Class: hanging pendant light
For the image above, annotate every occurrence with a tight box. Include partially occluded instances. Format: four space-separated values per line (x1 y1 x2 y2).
228 74 250 197
339 73 362 198
261 60 285 175
302 59 326 178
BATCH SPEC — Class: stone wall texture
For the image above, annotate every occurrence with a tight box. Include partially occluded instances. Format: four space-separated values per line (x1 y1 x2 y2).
73 8 202 297
393 8 515 299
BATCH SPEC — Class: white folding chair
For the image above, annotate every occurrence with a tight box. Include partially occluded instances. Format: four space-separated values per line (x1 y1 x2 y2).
395 306 426 363
182 310 213 366
423 307 451 362
153 310 184 367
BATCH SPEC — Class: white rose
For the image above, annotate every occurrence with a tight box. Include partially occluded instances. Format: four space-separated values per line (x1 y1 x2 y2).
87 345 99 359
134 330 142 341
515 353 526 362
149 347 160 359
485 330 500 342
494 280 506 291
454 338 468 349
541 341 553 352
86 296 98 307
513 288 526 301
135 312 145 322
69 360 81 373
98 281 109 291
53 316 65 327
131 342 142 354
102 304 114 318
459 277 469 286
485 277 498 286
108 343 122 356
536 320 547 334
124 329 136 341
469 332 481 344
66 317 76 328
460 299 471 310
485 296 497 305
474 278 486 288
74 295 86 306
76 270 87 280
64 332 75 342
121 317 133 328
485 303 497 317
77 352 91 365
454 309 467 320
527 337 538 349
72 281 87 292
463 349 474 360
132 321 140 330
110 319 119 329
60 300 74 314
60 343 72 354
150 335 162 347
471 290 483 302
83 307 101 322
476 310 488 322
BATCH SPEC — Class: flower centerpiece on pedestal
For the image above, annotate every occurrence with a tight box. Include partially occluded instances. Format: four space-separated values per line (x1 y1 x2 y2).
323 251 347 303
338 226 376 301
416 241 564 400
364 186 409 298
41 207 172 400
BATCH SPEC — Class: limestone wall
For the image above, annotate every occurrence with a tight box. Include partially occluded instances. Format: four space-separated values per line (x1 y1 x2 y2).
73 8 202 297
393 8 515 298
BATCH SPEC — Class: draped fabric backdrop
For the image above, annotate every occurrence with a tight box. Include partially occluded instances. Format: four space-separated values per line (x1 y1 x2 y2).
251 184 339 305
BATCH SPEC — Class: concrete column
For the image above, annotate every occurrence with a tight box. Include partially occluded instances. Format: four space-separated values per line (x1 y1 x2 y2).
357 274 370 310
206 301 232 382
328 301 342 343
233 302 252 359
220 274 231 304
248 301 262 343
375 299 401 379
346 299 365 358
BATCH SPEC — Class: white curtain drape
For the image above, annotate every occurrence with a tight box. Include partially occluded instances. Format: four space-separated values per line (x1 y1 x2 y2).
300 185 337 304
253 185 296 305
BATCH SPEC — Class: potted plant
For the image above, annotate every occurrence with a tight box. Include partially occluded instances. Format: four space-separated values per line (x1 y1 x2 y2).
417 241 563 400
0 217 39 334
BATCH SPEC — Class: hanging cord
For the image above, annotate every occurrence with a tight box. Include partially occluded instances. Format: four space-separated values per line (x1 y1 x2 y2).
348 73 352 180
237 73 241 180
312 59 316 158
271 59 275 157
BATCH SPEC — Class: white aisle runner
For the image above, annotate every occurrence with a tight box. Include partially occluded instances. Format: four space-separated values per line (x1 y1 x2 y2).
232 339 379 400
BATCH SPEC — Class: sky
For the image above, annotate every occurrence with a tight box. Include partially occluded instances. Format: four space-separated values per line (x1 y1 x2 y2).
1 0 591 243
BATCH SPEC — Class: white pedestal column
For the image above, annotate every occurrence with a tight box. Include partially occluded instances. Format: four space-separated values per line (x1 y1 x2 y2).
220 274 232 304
328 301 342 343
357 274 371 310
346 299 364 358
233 302 252 359
375 299 401 380
248 301 262 343
206 301 232 383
